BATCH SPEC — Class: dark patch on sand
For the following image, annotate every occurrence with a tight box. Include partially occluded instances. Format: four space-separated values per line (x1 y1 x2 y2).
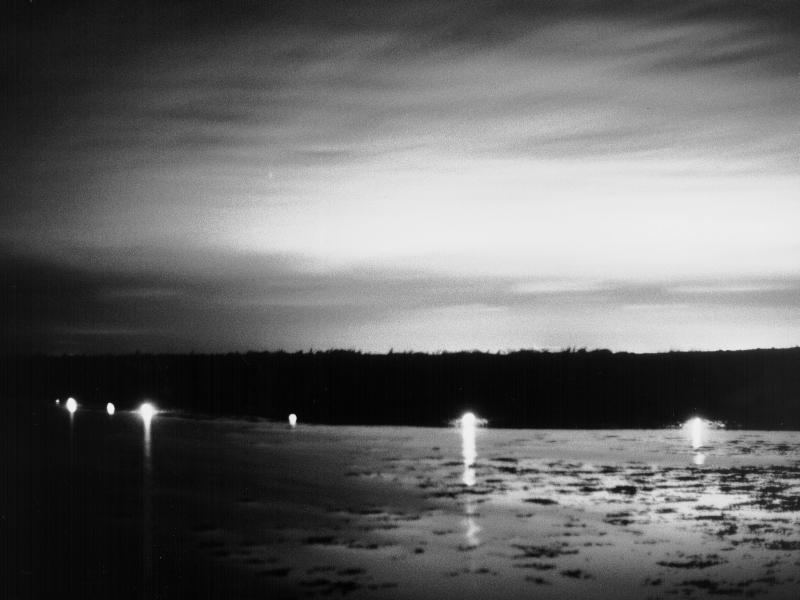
513 544 578 559
257 567 291 577
515 562 557 570
305 535 338 545
657 554 726 569
299 578 361 595
561 569 593 579
524 497 558 505
766 541 800 551
680 579 744 596
604 511 635 526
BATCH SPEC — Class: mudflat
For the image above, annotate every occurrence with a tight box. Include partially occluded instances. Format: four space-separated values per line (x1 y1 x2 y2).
6 408 800 599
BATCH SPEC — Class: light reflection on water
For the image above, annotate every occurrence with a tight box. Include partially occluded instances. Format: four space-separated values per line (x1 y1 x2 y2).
140 406 154 599
680 416 726 458
459 413 484 549
47 414 800 598
463 501 481 549
461 414 477 487
686 417 706 449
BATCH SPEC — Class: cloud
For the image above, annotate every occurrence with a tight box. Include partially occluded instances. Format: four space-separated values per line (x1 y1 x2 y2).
7 1 799 170
3 1 799 352
5 2 798 249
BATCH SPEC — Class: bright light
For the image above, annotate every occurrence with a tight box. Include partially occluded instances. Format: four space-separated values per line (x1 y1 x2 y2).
685 416 706 450
139 402 157 422
460 412 478 486
65 397 77 414
55 399 60 405
106 402 116 416
288 413 298 427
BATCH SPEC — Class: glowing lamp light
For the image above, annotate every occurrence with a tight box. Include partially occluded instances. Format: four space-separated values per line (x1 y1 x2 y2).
65 397 77 414
106 402 116 416
139 402 157 422
686 416 706 450
288 413 298 427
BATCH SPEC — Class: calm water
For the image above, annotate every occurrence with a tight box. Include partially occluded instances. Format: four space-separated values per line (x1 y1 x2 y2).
7 407 800 599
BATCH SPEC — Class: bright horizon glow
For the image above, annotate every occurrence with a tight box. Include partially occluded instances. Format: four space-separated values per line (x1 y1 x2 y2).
288 413 297 427
65 397 77 414
234 164 799 281
106 402 115 416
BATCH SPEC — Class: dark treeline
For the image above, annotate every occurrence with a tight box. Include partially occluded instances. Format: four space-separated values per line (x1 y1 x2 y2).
3 348 800 429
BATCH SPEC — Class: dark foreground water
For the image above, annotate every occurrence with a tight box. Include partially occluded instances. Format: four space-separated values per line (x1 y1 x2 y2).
4 406 800 599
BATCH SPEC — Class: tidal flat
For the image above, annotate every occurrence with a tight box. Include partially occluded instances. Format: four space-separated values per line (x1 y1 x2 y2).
6 408 800 599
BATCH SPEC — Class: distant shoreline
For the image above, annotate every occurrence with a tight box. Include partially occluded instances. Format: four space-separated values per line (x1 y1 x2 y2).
6 346 800 358
4 347 800 430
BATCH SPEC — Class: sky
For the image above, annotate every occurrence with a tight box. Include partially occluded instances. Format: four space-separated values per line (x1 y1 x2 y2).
2 0 799 354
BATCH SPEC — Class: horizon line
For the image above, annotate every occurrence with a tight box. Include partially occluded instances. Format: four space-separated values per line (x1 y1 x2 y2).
5 345 800 359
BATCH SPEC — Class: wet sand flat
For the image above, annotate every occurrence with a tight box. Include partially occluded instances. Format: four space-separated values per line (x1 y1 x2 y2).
6 409 800 599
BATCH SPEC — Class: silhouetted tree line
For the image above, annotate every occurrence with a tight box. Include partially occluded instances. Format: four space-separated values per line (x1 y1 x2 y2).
3 348 800 428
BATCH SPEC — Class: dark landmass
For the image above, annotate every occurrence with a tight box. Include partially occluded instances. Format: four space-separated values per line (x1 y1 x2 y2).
3 348 800 429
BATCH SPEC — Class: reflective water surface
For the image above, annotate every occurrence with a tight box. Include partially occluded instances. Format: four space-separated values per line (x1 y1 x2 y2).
11 409 800 600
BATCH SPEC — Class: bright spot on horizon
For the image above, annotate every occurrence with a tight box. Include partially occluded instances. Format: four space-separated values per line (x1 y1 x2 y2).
106 402 115 416
55 399 60 405
461 412 477 430
65 397 77 414
685 417 707 450
693 452 707 466
139 402 156 424
288 413 297 427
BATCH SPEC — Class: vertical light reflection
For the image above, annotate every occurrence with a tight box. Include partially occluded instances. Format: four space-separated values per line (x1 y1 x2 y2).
683 416 711 466
685 417 706 450
458 413 483 552
139 403 155 599
683 417 710 450
463 501 481 549
65 396 76 588
67 397 76 461
461 412 477 487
